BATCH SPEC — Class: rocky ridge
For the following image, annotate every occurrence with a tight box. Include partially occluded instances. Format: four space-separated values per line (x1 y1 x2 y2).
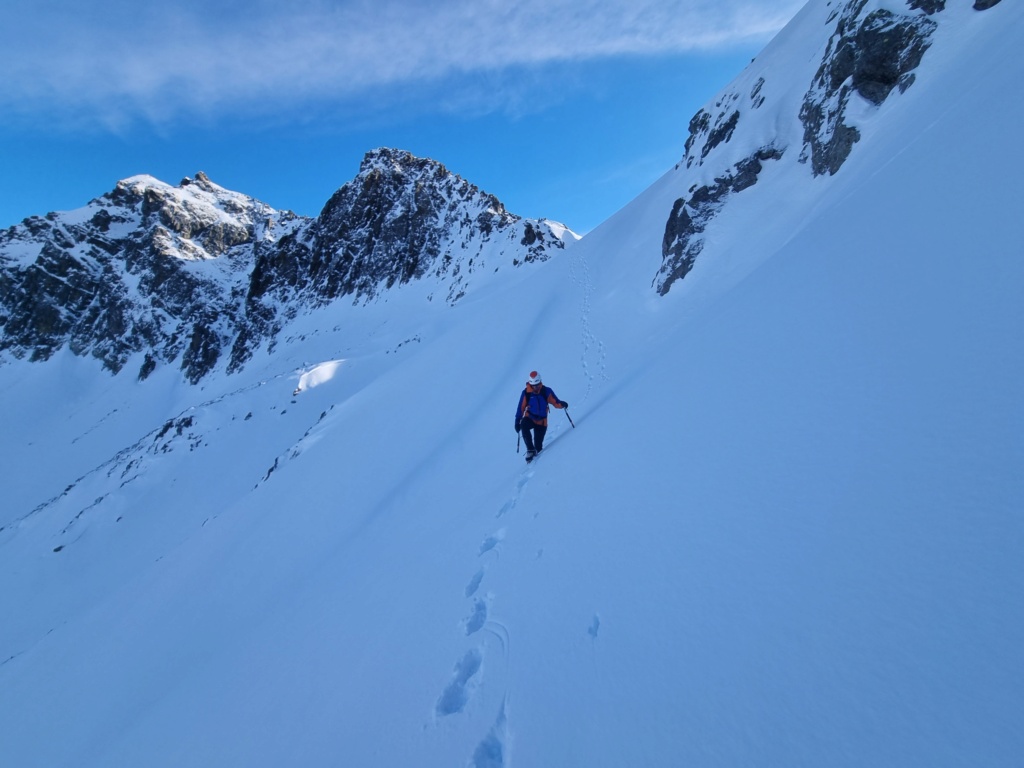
0 149 572 383
657 0 996 294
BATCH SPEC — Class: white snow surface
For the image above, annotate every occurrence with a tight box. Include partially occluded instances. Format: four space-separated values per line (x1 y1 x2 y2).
295 360 344 392
2 2 1023 766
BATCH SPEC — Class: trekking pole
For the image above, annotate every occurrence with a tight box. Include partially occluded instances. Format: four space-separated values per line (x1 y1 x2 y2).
517 432 521 453
564 407 575 428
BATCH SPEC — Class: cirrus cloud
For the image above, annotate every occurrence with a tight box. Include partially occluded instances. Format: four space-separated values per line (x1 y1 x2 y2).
1 0 805 130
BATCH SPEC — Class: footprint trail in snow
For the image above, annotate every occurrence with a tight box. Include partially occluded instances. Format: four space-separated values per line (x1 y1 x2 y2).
433 458 546 766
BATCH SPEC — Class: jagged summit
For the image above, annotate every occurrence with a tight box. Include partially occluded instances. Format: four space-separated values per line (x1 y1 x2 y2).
299 147 566 305
356 148 507 210
358 147 451 177
120 170 221 193
354 147 511 218
0 149 574 383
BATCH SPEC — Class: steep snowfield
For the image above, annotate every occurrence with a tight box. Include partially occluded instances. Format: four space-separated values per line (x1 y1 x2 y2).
2 2 1022 766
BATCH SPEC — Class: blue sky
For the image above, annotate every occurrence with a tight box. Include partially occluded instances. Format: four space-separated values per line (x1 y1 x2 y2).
0 0 804 234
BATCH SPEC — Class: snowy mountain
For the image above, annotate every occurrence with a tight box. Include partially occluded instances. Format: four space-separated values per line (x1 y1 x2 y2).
2 1 1022 766
0 148 573 383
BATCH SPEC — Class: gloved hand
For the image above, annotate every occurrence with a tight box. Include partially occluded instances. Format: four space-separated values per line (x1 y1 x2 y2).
560 400 569 408
514 420 521 433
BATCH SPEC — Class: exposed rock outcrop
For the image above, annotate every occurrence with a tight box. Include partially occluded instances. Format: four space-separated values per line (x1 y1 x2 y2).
657 147 784 294
799 1 937 176
658 0 945 294
0 150 572 382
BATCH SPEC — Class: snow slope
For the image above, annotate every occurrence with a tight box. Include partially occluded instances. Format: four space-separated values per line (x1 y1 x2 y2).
1 2 1022 766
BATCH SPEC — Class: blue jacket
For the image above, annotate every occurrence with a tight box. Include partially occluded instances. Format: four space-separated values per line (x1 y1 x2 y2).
515 383 564 427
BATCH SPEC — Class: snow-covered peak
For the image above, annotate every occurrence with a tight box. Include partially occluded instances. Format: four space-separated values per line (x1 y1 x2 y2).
300 147 574 307
1 150 573 383
347 147 512 222
105 171 294 261
119 170 239 199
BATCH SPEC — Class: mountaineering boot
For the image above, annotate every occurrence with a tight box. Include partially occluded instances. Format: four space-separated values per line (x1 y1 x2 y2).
525 450 536 462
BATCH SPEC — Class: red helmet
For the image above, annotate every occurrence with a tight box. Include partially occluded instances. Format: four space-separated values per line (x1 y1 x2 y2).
527 371 542 385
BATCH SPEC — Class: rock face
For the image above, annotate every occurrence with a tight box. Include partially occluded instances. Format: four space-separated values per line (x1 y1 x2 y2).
229 148 568 371
0 172 292 382
310 149 556 303
657 147 784 293
799 1 937 177
908 0 945 12
657 0 947 295
0 150 571 383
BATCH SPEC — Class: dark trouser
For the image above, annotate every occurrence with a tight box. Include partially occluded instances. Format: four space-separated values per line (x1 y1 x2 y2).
520 419 547 452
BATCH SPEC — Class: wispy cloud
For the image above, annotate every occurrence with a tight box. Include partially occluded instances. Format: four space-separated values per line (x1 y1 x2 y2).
1 0 804 130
